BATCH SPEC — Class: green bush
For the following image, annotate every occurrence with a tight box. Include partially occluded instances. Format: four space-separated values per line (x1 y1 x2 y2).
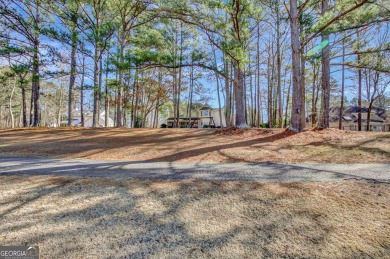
134 115 143 128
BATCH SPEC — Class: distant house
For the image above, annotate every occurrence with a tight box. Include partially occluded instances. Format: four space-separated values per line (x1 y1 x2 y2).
199 106 227 128
73 111 114 127
328 106 390 131
165 117 200 128
166 105 227 128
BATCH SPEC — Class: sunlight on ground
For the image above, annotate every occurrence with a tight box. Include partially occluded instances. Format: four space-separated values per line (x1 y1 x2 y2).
0 175 389 258
0 128 389 163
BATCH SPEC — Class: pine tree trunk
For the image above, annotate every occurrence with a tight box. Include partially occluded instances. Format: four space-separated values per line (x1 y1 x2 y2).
80 56 85 127
267 47 272 128
58 82 63 127
254 51 258 126
130 70 137 127
276 2 282 128
175 23 183 128
256 29 261 126
21 86 27 127
8 77 16 128
339 37 345 129
311 62 317 126
357 30 362 131
224 60 232 127
367 70 380 131
92 47 100 127
95 58 102 126
133 72 140 127
68 23 77 127
233 61 247 128
244 70 248 125
18 105 22 127
31 0 40 127
29 89 33 126
357 61 362 131
249 59 254 127
189 66 194 127
318 0 331 129
105 54 109 127
154 69 162 128
289 0 303 132
116 39 125 127
284 74 291 128
300 48 306 127
230 64 235 125
172 70 177 128
213 48 223 128
32 43 40 127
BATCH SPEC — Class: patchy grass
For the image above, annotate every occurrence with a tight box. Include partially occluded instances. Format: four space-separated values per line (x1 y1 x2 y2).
0 176 389 258
0 127 389 163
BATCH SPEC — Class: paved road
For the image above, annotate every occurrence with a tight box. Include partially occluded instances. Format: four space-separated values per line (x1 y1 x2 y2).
0 156 389 182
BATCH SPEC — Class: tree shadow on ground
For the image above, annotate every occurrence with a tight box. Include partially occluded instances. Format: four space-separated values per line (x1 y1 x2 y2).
145 130 296 162
0 128 216 160
3 176 383 258
0 128 388 163
1 156 388 183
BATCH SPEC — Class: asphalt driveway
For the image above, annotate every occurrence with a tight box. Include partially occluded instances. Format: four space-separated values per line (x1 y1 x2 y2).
0 156 389 182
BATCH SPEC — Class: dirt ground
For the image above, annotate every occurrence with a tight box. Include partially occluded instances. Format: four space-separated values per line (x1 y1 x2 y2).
0 127 389 163
0 175 388 258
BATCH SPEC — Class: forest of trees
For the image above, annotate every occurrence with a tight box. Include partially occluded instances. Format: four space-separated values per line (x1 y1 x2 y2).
0 0 389 131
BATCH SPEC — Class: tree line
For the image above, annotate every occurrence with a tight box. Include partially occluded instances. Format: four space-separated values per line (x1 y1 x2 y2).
0 0 389 131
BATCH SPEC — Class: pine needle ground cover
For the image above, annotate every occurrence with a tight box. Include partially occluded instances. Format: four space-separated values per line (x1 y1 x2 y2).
0 128 389 163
